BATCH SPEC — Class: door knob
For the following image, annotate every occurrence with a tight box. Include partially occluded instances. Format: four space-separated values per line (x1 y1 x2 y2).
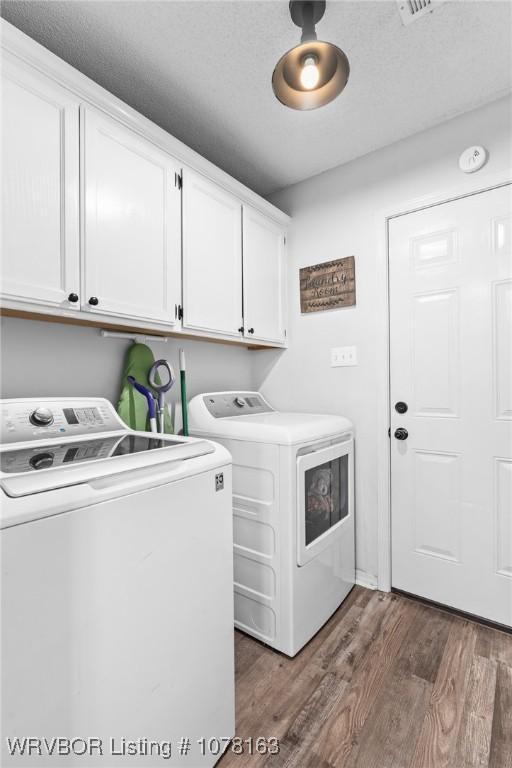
88 296 99 306
394 428 408 441
395 401 408 414
67 292 79 303
248 328 255 334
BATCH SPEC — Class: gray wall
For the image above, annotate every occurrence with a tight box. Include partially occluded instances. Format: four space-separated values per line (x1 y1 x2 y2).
0 316 259 430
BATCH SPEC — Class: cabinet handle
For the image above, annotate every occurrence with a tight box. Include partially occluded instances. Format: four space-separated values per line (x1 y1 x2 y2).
88 296 99 306
238 326 244 334
67 292 79 303
248 328 255 334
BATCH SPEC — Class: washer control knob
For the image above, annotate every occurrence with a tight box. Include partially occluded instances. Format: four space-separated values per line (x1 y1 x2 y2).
29 407 54 427
29 452 55 470
234 397 246 408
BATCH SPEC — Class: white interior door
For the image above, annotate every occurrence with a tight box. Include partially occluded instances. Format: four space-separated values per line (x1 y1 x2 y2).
1 57 80 309
242 206 286 344
182 169 242 337
82 107 181 323
390 183 512 627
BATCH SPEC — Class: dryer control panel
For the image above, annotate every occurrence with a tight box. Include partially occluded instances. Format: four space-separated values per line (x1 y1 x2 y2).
0 398 123 444
203 392 273 418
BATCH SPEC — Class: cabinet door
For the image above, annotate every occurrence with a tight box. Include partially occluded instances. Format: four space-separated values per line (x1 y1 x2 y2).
1 58 80 309
242 206 286 344
82 107 180 324
182 169 242 337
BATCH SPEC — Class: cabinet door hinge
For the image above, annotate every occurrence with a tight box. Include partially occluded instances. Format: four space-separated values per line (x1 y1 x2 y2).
177 304 183 320
175 172 182 190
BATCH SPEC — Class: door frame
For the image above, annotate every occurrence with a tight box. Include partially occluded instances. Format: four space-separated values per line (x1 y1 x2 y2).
375 170 512 592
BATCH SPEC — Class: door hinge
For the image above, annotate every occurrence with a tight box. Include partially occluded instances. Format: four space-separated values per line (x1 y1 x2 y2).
177 304 183 320
284 235 287 245
175 172 182 190
284 329 287 337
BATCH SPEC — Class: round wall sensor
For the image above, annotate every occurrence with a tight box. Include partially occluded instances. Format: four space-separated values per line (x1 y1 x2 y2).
458 146 488 173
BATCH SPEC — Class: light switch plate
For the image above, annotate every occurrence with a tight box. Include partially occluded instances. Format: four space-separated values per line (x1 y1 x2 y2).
331 346 358 367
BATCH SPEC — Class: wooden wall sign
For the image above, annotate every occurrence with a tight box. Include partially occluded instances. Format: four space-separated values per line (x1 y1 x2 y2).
300 256 356 313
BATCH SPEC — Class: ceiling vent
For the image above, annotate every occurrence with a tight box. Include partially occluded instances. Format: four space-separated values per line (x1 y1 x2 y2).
397 0 446 26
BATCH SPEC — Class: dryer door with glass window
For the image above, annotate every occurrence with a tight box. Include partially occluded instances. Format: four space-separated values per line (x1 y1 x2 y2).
297 439 353 566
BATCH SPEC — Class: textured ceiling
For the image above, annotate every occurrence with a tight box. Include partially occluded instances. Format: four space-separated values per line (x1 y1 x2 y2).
2 0 511 196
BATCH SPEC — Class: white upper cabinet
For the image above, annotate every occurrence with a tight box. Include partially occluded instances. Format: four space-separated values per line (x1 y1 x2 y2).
182 169 243 337
1 58 80 309
1 24 289 346
242 206 287 344
82 107 181 323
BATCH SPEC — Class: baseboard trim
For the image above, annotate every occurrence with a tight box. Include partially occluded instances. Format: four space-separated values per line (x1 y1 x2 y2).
355 569 378 590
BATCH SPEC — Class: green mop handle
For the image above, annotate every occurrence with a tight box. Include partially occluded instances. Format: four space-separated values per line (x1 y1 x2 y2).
179 348 189 436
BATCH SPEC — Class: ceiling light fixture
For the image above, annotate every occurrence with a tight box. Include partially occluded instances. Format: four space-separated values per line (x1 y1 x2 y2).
272 1 350 111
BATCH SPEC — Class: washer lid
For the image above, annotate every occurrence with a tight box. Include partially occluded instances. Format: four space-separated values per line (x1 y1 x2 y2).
0 433 214 497
191 411 353 445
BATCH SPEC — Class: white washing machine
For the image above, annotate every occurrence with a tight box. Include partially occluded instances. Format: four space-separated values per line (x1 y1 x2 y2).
0 397 234 767
188 391 355 657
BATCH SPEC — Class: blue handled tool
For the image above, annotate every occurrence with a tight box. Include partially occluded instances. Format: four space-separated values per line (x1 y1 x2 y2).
127 376 158 433
148 359 175 434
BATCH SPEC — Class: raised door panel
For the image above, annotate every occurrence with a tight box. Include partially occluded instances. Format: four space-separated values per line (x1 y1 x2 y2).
413 450 461 563
82 107 180 324
495 458 512 578
242 207 286 344
412 289 460 417
493 280 512 420
182 169 242 337
1 58 80 308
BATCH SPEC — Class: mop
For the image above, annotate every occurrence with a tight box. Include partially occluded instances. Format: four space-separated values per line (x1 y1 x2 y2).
179 348 189 436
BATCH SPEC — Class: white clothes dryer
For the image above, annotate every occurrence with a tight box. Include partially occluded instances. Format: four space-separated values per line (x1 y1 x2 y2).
188 391 355 657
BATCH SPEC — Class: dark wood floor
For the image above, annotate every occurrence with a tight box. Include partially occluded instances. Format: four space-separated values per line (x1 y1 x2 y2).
219 587 512 768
